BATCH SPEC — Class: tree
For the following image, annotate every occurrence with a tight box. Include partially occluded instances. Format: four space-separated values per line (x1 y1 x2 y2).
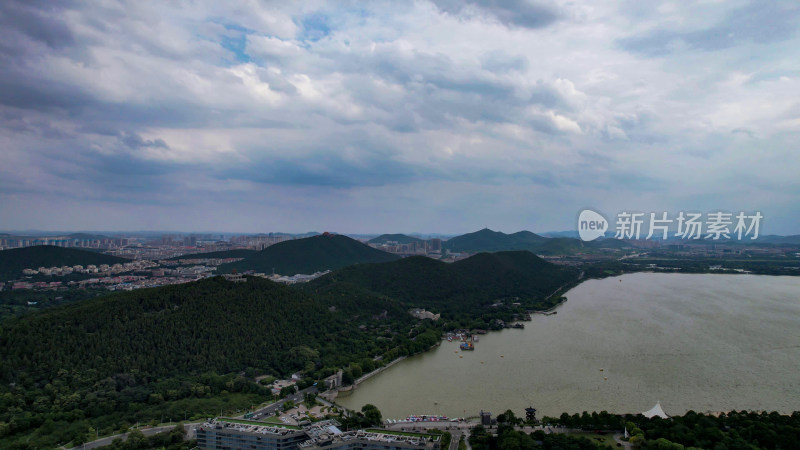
361 404 382 427
279 385 297 398
125 429 147 449
342 370 355 386
350 364 363 379
497 409 520 427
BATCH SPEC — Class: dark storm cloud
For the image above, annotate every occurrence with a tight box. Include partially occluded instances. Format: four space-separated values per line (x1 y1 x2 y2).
432 0 560 29
0 1 75 52
619 1 800 56
0 75 96 111
120 132 169 150
217 151 427 188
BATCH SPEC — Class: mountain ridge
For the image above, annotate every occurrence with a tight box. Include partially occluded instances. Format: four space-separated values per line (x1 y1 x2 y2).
444 228 551 253
306 250 580 324
166 249 257 260
217 234 400 275
367 234 424 245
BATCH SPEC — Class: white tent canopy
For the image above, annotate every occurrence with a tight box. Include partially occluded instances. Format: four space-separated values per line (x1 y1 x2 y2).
642 401 669 419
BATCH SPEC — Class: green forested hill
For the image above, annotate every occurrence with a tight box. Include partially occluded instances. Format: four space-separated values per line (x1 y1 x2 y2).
0 276 411 383
530 237 584 255
367 234 423 244
306 251 579 325
0 245 128 281
441 229 628 254
443 228 550 252
217 234 400 275
166 248 257 260
0 276 437 447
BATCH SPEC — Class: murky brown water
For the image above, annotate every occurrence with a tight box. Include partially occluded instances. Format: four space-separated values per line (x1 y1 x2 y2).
338 273 800 419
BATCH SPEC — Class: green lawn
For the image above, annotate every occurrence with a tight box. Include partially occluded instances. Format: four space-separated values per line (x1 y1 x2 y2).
569 431 619 447
260 415 285 425
219 418 301 430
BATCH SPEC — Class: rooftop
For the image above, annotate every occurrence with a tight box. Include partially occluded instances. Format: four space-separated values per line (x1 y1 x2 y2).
200 417 303 435
299 429 440 449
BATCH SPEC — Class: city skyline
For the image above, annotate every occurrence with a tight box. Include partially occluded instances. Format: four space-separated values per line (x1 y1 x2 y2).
2 1 799 234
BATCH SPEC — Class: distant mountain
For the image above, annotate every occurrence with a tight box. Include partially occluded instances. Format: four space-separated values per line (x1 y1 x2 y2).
166 249 257 261
753 235 800 246
540 230 580 238
532 237 585 255
218 234 400 275
367 234 424 245
65 232 109 240
306 250 579 320
443 228 551 253
441 228 633 254
0 245 128 281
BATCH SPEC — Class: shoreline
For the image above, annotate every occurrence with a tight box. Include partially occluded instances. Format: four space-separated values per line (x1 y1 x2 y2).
335 272 800 418
337 277 590 399
335 342 442 396
337 355 409 393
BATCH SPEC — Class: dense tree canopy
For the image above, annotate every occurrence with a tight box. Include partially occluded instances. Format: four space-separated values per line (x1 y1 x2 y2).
544 409 800 449
0 276 438 448
306 251 579 328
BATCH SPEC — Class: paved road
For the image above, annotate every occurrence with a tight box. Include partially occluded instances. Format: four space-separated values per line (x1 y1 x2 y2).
614 433 633 449
70 423 200 450
448 430 462 450
241 386 319 420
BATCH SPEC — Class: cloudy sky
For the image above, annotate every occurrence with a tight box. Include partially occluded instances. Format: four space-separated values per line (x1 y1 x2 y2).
1 0 799 234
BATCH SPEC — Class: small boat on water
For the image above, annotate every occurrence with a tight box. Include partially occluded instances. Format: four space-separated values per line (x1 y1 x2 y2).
512 323 525 329
460 341 474 351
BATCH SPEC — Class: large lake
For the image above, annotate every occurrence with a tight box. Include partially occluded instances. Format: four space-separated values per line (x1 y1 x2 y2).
337 273 800 419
